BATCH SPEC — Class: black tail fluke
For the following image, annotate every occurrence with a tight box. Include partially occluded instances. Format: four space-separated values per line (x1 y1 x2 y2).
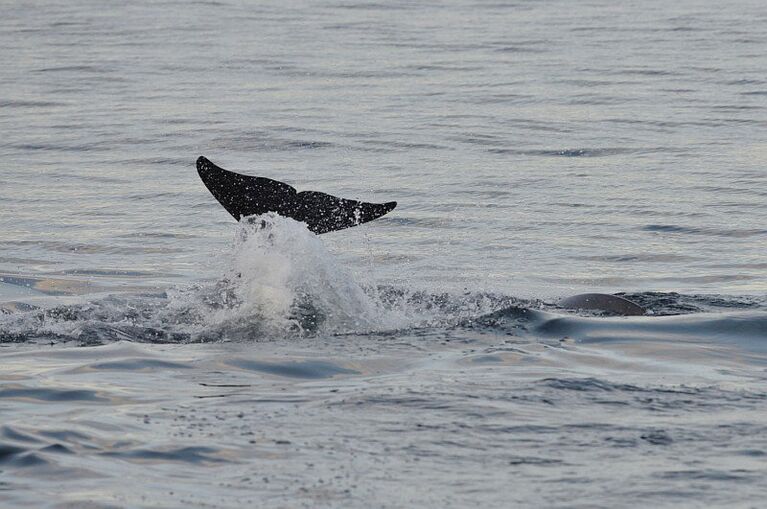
196 156 396 234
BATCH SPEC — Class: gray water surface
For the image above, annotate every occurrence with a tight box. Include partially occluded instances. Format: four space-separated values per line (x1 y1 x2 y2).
1 0 766 507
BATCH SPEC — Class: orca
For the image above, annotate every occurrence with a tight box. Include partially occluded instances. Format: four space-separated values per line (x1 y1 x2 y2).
196 156 397 234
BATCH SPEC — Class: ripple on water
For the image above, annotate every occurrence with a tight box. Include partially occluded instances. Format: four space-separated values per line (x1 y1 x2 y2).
82 358 193 372
100 446 231 465
224 359 360 379
643 224 767 238
0 385 109 403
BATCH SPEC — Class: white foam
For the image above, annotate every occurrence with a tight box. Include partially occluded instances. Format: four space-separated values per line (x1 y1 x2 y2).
168 214 413 338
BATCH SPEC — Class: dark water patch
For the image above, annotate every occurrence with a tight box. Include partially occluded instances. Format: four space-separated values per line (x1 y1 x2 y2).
568 94 636 106
542 378 651 393
447 133 506 147
508 456 563 466
603 435 639 447
657 469 757 482
85 358 192 371
461 93 535 104
0 444 27 461
619 292 764 315
487 147 661 157
274 139 335 151
471 354 504 363
0 240 182 255
668 25 701 32
498 118 574 133
710 104 764 111
0 442 71 470
575 253 698 263
126 191 185 201
42 172 126 184
212 131 335 152
101 446 229 464
359 139 448 151
406 63 483 72
450 188 512 199
116 232 198 239
48 20 89 27
225 359 359 379
643 224 767 238
35 65 111 74
199 383 253 388
39 443 74 455
53 269 169 277
160 0 228 6
1 426 41 443
121 156 192 166
735 449 766 457
0 256 58 266
538 379 767 413
605 117 723 129
353 395 461 411
725 79 766 85
0 274 40 289
10 142 111 153
467 305 542 333
37 430 92 443
236 397 313 405
0 100 65 108
493 45 547 54
334 2 414 11
640 430 673 445
0 385 107 402
533 312 767 354
614 68 681 77
4 452 49 468
376 216 458 229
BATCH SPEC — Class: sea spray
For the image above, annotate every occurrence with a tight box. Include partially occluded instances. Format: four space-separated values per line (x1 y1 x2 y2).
166 213 410 339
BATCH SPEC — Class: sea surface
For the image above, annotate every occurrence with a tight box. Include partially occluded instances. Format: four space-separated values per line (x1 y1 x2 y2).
1 0 767 507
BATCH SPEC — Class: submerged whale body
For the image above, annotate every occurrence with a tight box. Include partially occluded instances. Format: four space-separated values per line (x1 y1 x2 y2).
196 156 397 234
559 293 646 316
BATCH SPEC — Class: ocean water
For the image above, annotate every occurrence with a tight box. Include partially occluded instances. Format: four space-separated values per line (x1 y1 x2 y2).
1 0 767 507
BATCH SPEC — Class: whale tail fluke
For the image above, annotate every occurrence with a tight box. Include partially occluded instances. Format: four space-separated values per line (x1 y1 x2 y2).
196 156 396 234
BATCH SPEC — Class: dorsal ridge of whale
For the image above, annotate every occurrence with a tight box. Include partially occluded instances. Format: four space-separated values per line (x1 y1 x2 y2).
196 156 397 234
559 293 646 316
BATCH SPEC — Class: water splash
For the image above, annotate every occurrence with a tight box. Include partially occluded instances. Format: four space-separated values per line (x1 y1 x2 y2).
169 213 406 338
0 214 433 344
